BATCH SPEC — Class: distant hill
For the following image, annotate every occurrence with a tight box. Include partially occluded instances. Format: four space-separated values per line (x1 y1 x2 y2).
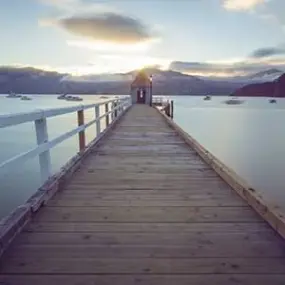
0 67 65 94
198 69 284 83
63 67 251 95
232 73 285 97
247 68 283 81
0 66 281 95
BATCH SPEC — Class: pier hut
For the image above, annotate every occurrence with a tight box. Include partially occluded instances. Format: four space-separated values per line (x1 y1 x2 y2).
130 71 152 105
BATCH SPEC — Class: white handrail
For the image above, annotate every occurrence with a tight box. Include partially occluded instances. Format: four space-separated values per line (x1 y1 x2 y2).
0 98 122 129
0 97 131 183
152 96 169 105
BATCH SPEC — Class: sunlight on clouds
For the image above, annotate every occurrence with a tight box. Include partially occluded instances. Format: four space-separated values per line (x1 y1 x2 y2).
209 57 247 64
91 54 171 73
12 55 170 76
185 71 243 77
38 18 57 27
57 65 104 76
12 55 285 77
170 56 285 77
66 39 158 53
223 0 265 10
11 63 56 71
60 55 170 75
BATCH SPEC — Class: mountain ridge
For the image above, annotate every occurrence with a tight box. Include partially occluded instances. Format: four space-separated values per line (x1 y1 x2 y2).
0 66 283 95
233 73 285 97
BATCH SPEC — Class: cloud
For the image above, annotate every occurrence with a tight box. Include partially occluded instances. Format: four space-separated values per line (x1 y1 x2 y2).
39 0 157 45
250 46 285 58
66 39 157 53
169 57 285 77
57 13 154 44
168 44 285 77
223 0 266 11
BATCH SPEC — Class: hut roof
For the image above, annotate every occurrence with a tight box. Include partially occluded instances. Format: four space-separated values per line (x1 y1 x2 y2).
131 71 151 87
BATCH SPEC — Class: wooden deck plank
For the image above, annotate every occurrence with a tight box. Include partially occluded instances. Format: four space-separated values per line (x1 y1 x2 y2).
12 230 280 245
1 104 285 284
52 189 242 195
2 275 285 285
4 243 284 258
30 206 261 223
2 257 285 274
72 172 220 179
75 166 213 172
64 184 230 190
46 198 246 207
24 222 272 233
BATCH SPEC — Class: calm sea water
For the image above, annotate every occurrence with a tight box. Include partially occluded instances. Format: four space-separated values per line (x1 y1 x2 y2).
0 94 113 218
0 94 284 218
174 96 285 212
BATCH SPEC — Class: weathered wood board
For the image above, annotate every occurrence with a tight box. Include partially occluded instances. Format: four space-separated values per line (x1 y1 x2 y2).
1 104 285 285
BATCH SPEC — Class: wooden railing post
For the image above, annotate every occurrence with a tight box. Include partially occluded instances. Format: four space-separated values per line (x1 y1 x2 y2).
111 101 115 122
171 100 174 119
114 101 118 118
95 105 100 137
118 100 121 115
77 109 85 151
35 118 51 183
105 103 109 127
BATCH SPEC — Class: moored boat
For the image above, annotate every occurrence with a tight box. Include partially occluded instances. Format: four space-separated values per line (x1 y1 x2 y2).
6 92 21 98
57 94 67 99
21 96 32 101
65 95 83 101
224 98 244 105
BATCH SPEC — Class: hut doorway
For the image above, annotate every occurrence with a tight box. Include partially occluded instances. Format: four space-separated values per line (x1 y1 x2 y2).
137 89 146 104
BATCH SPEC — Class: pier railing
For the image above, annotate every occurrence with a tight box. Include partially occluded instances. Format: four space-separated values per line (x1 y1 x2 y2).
0 97 131 185
152 96 174 119
152 96 169 106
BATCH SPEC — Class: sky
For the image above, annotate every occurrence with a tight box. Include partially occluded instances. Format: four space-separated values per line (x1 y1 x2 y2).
1 0 285 76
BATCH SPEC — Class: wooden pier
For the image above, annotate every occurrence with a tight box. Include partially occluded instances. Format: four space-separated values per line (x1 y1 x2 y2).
1 103 285 284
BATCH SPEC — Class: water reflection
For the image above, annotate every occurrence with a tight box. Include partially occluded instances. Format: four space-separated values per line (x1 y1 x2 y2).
173 96 285 211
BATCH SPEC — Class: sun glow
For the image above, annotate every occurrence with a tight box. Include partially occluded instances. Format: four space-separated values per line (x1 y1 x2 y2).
54 55 170 75
61 38 167 74
12 54 170 76
90 54 170 73
67 39 159 53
